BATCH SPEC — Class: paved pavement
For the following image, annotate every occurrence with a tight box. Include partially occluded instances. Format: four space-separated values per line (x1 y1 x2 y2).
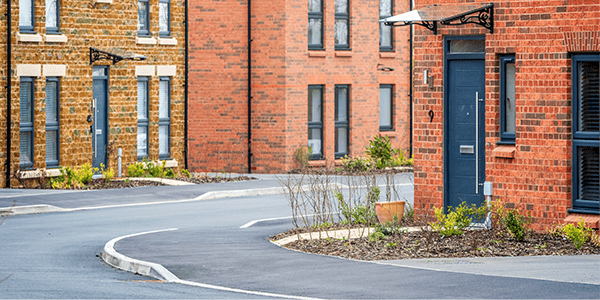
1 173 599 299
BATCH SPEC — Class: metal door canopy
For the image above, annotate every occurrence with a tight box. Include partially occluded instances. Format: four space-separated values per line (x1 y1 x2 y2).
379 3 493 35
90 47 147 65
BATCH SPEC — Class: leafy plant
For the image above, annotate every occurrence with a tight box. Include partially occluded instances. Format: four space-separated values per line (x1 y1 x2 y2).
127 161 146 177
385 242 397 248
562 220 592 250
181 169 192 178
365 135 396 169
146 160 166 178
591 232 600 248
100 163 115 183
390 149 414 167
502 208 531 241
429 202 488 237
341 155 373 172
368 231 386 242
295 146 312 170
164 168 176 178
336 191 377 225
48 163 97 189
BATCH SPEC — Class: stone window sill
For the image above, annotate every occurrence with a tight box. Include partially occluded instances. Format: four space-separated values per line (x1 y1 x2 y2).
308 51 326 57
94 0 112 3
136 36 157 45
17 32 42 43
492 145 516 159
335 51 352 57
44 34 68 43
380 52 396 58
158 37 177 45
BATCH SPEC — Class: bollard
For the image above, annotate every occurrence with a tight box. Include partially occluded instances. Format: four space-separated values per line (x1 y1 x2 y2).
118 148 122 177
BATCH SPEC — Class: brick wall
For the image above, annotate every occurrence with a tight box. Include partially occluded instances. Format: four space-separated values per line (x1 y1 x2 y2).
412 0 600 230
188 0 412 173
0 0 185 187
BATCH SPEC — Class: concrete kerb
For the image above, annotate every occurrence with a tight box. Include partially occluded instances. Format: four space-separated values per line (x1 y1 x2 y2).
101 228 325 300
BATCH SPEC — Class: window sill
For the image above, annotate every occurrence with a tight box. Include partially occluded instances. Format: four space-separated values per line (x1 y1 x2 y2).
308 159 326 167
17 169 42 179
160 159 178 168
308 51 326 57
94 0 112 3
335 51 352 57
43 34 68 43
45 168 62 177
565 213 599 228
379 52 396 58
16 32 43 43
158 37 177 45
136 36 157 45
492 145 516 159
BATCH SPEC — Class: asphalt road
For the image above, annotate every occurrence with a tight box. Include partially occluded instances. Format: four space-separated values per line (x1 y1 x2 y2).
1 174 598 299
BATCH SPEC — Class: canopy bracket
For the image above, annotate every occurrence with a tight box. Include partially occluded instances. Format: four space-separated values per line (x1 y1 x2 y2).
440 4 493 34
89 47 147 65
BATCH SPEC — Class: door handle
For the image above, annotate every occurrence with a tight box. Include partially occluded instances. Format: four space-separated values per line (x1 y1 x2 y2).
475 92 479 194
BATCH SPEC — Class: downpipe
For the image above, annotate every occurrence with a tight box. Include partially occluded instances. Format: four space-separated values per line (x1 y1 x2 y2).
5 0 12 188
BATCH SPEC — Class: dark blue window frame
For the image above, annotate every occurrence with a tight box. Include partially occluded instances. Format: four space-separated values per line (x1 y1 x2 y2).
45 77 60 168
335 85 349 158
308 0 324 50
19 0 35 33
379 0 393 52
158 77 171 159
45 0 60 34
308 85 324 160
20 77 34 169
379 84 394 131
571 54 599 215
138 0 150 37
499 55 516 144
159 0 171 37
137 77 150 161
334 0 350 50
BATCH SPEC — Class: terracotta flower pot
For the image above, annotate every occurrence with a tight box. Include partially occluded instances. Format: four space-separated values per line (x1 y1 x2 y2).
375 201 406 224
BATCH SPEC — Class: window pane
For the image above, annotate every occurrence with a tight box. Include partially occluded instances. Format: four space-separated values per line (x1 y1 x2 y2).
308 18 322 45
92 67 106 77
137 126 148 157
19 0 33 27
308 88 321 122
336 88 347 122
308 128 322 155
159 2 169 33
335 20 348 46
45 0 58 28
449 39 485 53
308 0 321 12
578 146 600 202
379 0 391 17
335 0 347 13
46 130 58 163
335 127 348 154
20 131 32 165
379 23 392 48
159 80 169 119
137 80 147 120
20 81 32 123
379 87 392 128
138 1 148 31
504 62 516 134
46 80 58 123
578 61 599 133
159 125 169 156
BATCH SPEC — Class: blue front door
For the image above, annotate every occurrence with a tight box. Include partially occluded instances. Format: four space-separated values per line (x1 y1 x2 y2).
446 59 486 209
92 66 108 169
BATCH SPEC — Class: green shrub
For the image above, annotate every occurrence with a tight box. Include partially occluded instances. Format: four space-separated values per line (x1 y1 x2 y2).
77 163 95 184
146 161 166 178
181 169 192 178
390 149 414 167
429 202 488 237
562 220 592 250
164 168 176 178
127 161 146 177
100 163 115 183
365 135 395 169
295 146 312 169
341 156 374 172
502 208 531 241
49 163 98 189
336 191 377 225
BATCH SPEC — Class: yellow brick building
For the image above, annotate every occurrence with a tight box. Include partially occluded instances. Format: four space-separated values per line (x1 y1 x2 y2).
1 0 186 187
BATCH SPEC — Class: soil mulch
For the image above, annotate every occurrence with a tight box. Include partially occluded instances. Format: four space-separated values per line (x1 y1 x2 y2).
21 176 255 190
277 227 600 261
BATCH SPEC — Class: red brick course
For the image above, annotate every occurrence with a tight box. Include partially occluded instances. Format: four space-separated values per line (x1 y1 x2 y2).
412 0 599 230
188 0 412 173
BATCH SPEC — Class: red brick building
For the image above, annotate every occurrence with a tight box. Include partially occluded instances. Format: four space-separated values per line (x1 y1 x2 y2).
385 0 599 229
188 0 412 173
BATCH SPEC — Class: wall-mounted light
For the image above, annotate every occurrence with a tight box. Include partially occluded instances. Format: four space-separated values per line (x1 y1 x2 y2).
423 70 428 84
